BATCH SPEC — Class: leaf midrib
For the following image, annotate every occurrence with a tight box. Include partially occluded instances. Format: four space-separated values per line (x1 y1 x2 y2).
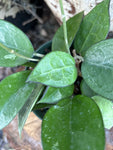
84 61 113 69
40 65 73 76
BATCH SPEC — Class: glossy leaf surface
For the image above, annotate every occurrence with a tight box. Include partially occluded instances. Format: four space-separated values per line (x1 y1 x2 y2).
92 96 113 129
42 95 105 150
18 84 45 134
38 84 74 104
0 71 35 129
27 51 77 87
82 39 113 100
74 0 110 56
0 20 34 67
80 80 96 97
52 12 84 52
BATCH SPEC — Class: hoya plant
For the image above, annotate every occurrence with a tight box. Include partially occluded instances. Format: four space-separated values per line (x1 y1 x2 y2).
0 0 112 149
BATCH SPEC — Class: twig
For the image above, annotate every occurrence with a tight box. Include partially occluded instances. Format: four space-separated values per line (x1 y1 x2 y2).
12 1 43 24
59 0 70 54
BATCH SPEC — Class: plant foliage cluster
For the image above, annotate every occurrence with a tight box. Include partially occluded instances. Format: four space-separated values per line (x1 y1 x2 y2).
0 0 112 149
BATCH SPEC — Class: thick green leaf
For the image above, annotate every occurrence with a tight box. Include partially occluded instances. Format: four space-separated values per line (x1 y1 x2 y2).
82 39 113 100
80 80 96 97
74 0 110 56
0 71 36 129
0 20 34 67
18 84 45 135
38 84 74 104
42 95 105 150
92 96 113 129
52 11 84 52
27 51 77 87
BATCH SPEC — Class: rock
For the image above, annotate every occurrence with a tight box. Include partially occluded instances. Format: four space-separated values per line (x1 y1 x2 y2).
44 0 113 31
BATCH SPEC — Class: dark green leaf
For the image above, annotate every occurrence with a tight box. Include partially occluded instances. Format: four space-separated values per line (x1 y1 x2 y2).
18 84 45 135
82 39 113 100
33 108 48 120
42 95 105 150
27 51 77 87
52 12 84 52
92 96 113 129
80 80 96 97
33 103 54 110
38 84 74 104
0 71 36 129
0 20 34 67
74 0 110 56
22 62 36 68
36 40 52 55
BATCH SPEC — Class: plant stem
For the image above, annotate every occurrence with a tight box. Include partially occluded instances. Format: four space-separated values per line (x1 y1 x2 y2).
0 43 39 62
33 53 44 58
59 0 70 54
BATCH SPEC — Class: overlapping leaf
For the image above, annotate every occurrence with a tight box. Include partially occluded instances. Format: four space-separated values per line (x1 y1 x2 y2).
0 71 35 129
42 95 105 150
0 20 34 67
18 84 45 134
52 11 84 52
38 84 74 104
80 80 96 97
92 96 113 129
82 39 113 100
74 0 110 56
27 51 77 87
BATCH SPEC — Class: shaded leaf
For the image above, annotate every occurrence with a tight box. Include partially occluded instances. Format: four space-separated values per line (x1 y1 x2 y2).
0 71 35 129
36 40 52 55
82 39 113 100
42 95 105 150
0 20 34 67
18 84 45 134
33 103 54 110
92 96 113 129
27 51 77 87
38 84 74 104
80 80 96 97
33 108 48 120
74 0 110 56
52 12 84 52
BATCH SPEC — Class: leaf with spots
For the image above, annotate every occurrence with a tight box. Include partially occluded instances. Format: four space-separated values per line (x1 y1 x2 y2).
74 0 110 56
27 51 77 87
0 20 34 67
0 71 36 129
81 39 113 100
42 95 105 150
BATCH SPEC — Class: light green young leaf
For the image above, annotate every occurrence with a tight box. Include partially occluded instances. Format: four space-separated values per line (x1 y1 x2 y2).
74 0 110 56
0 71 36 129
82 39 113 100
18 84 45 135
52 11 84 52
38 84 74 104
42 95 105 150
0 20 34 67
92 96 113 129
27 51 77 87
